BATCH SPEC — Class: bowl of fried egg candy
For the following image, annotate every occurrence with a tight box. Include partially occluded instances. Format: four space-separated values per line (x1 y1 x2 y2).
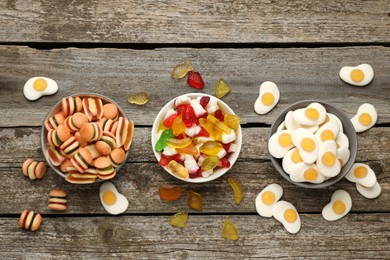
268 100 358 189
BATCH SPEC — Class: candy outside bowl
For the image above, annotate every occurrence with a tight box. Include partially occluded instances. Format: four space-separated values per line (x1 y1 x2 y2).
269 100 358 189
41 93 133 183
151 93 242 183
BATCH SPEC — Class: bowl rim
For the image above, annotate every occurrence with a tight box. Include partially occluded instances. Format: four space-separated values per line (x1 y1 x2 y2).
269 100 358 189
41 92 131 182
151 93 242 183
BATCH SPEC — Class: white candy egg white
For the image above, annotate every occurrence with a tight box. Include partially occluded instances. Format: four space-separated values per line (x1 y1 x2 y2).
268 130 294 159
336 132 349 150
356 181 381 199
345 163 377 188
99 182 129 215
339 64 374 87
328 113 343 133
276 121 286 132
23 77 58 101
290 162 325 184
255 184 283 217
351 103 378 133
272 201 301 234
254 81 280 115
292 128 318 164
315 122 339 146
282 148 303 175
285 111 318 133
322 190 352 221
317 140 341 178
293 102 327 126
337 146 350 166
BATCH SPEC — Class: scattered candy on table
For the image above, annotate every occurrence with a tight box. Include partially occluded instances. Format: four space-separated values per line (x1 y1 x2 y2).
22 159 46 180
172 60 194 79
322 190 352 221
23 77 58 101
345 163 382 199
350 103 378 133
339 64 374 87
169 210 189 228
272 201 301 234
255 184 283 218
215 78 231 99
19 210 42 232
188 191 202 211
228 177 243 205
222 220 239 240
127 92 150 105
187 71 205 89
158 185 183 201
99 182 129 215
254 81 280 115
48 189 67 211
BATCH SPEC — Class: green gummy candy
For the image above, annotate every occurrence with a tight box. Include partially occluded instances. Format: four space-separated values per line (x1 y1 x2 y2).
155 129 174 152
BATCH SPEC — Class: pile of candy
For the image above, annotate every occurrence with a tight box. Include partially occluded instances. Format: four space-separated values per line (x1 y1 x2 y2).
45 95 134 184
154 95 240 179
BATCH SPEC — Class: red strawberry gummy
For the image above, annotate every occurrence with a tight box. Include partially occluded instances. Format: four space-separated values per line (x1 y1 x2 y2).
187 71 205 89
214 109 224 122
182 105 197 128
199 96 210 108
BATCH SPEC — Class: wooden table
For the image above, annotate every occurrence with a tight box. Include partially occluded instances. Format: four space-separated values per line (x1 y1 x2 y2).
1 1 389 258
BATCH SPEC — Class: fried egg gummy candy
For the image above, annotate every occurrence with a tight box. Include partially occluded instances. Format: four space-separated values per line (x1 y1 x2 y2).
254 81 280 115
322 190 352 221
339 64 374 87
269 102 351 185
99 182 129 215
23 77 58 101
155 95 240 179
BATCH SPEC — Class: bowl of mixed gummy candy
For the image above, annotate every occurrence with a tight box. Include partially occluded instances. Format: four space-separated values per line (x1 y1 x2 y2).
41 93 134 184
152 93 242 183
268 100 357 189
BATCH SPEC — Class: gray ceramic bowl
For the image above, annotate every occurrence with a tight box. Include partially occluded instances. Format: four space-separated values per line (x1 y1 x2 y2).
269 100 357 189
41 93 131 182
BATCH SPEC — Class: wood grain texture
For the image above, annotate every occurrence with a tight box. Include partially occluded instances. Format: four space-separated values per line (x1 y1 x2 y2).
0 127 388 214
1 214 389 259
0 0 389 43
0 45 389 127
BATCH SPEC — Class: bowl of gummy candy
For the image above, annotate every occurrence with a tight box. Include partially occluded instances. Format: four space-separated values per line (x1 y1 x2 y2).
268 100 357 189
152 93 242 183
41 93 134 184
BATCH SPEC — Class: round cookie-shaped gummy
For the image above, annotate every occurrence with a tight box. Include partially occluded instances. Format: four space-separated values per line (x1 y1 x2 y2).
110 148 126 167
95 140 112 155
95 156 111 169
18 209 29 228
60 159 73 172
22 159 34 177
35 162 47 179
54 112 66 125
78 147 93 165
48 189 67 211
72 112 88 129
74 131 88 148
56 125 71 142
30 213 42 232
103 103 119 120
80 123 94 142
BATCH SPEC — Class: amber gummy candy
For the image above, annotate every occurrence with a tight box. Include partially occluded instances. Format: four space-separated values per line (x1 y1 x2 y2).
158 185 183 201
188 191 202 211
169 211 189 228
228 177 243 205
222 220 239 241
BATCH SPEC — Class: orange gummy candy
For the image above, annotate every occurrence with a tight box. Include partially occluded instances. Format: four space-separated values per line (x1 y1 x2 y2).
222 220 239 240
158 185 183 201
188 190 202 211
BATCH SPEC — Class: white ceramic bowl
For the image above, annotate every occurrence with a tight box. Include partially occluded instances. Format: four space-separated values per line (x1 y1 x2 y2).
41 93 132 182
151 93 242 183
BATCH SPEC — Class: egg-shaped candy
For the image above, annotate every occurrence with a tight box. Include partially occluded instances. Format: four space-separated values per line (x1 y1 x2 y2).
328 113 343 133
339 64 374 87
268 130 294 159
282 148 303 175
272 201 301 234
345 163 377 188
99 182 128 215
315 122 339 146
317 140 341 178
356 181 381 199
255 184 283 217
292 128 318 164
336 132 349 150
254 81 280 115
285 111 318 133
337 146 350 167
290 163 325 184
293 102 327 126
276 121 286 132
322 190 352 221
350 103 377 133
23 77 58 101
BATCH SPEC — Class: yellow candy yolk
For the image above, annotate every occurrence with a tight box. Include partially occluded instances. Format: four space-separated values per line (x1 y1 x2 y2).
321 130 334 142
33 78 47 91
358 113 372 126
322 152 336 167
262 92 275 106
261 191 275 205
332 200 346 214
301 138 315 152
278 133 292 148
354 166 368 178
350 69 364 82
304 168 318 181
305 108 319 120
292 149 303 163
103 191 117 205
284 208 297 223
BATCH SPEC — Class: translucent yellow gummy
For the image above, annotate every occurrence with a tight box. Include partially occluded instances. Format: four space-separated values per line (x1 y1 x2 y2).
198 118 215 136
169 211 189 228
171 114 186 136
166 137 192 149
200 141 223 155
201 155 219 171
222 220 239 241
172 60 194 79
228 177 243 205
188 191 202 211
158 120 168 131
167 160 189 179
225 114 240 132
207 114 231 134
215 78 231 99
127 92 150 105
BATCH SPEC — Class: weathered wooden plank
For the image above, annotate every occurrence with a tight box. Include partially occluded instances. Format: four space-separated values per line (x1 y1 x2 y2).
0 46 389 127
0 214 388 259
0 0 389 43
